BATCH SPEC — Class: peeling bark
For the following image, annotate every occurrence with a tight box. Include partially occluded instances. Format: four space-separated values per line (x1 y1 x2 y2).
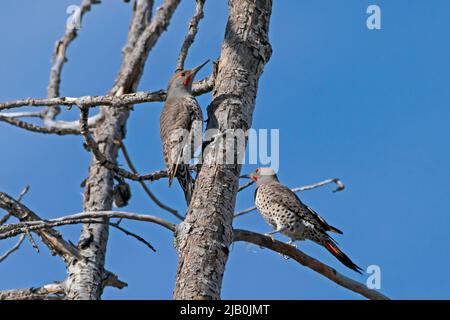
173 0 272 300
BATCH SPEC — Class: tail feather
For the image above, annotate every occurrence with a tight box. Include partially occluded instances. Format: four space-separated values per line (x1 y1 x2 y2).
327 225 343 234
306 206 343 234
176 164 193 205
324 241 363 274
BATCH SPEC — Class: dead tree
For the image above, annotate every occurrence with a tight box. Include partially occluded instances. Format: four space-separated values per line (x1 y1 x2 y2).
0 0 388 300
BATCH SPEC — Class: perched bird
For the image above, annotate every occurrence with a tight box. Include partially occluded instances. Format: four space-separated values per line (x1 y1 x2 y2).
241 167 363 273
160 60 209 204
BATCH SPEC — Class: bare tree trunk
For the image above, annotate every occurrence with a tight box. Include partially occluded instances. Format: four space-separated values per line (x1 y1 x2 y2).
173 0 272 300
65 0 180 299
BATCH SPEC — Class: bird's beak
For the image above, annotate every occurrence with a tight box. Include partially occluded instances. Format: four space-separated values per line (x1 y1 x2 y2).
191 59 210 76
240 174 251 179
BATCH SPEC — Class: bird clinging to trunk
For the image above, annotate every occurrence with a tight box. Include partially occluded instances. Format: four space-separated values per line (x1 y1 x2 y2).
241 167 363 273
160 60 209 205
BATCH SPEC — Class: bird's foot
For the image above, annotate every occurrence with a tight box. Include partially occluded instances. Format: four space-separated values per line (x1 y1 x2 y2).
287 240 297 249
277 240 296 260
264 233 275 241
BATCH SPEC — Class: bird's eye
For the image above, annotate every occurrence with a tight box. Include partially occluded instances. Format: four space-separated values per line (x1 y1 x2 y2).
180 72 186 77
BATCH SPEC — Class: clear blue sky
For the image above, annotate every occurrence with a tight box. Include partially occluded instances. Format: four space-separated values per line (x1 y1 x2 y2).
1 0 449 299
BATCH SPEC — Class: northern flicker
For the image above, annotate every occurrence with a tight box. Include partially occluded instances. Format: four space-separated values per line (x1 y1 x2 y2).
160 60 208 204
241 167 363 273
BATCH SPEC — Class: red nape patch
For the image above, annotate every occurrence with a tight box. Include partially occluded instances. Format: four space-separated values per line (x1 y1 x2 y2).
183 75 191 87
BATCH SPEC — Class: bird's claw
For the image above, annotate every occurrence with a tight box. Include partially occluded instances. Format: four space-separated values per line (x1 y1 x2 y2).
287 240 297 249
264 233 275 241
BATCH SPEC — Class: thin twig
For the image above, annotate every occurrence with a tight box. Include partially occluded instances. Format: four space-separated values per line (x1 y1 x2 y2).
0 186 30 227
292 178 345 193
0 115 81 135
234 178 345 218
0 111 43 119
117 140 183 220
17 186 30 202
0 234 26 263
79 106 144 181
0 214 11 226
24 229 40 253
176 0 206 71
0 186 32 263
238 180 254 192
233 229 389 300
110 221 156 252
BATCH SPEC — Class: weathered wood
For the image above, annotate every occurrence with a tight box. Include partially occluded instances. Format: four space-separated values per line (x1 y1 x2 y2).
65 0 181 300
0 283 65 300
173 0 272 300
0 192 79 263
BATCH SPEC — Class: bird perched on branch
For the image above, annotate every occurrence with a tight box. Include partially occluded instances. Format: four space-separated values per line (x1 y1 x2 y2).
160 60 209 204
241 167 363 273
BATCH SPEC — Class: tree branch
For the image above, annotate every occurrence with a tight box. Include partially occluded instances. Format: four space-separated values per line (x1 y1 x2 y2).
117 140 183 220
110 221 157 252
233 229 389 300
0 111 43 119
175 0 206 71
45 0 101 121
0 0 102 136
291 178 345 193
0 79 213 112
0 115 81 135
80 109 198 185
79 106 142 180
0 211 176 240
0 234 26 263
0 282 65 300
0 186 29 226
0 192 80 263
238 180 254 192
0 192 128 295
234 178 345 218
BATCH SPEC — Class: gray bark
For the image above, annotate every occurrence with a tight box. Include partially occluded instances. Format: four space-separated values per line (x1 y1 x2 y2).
0 283 65 300
173 0 272 300
65 0 181 299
